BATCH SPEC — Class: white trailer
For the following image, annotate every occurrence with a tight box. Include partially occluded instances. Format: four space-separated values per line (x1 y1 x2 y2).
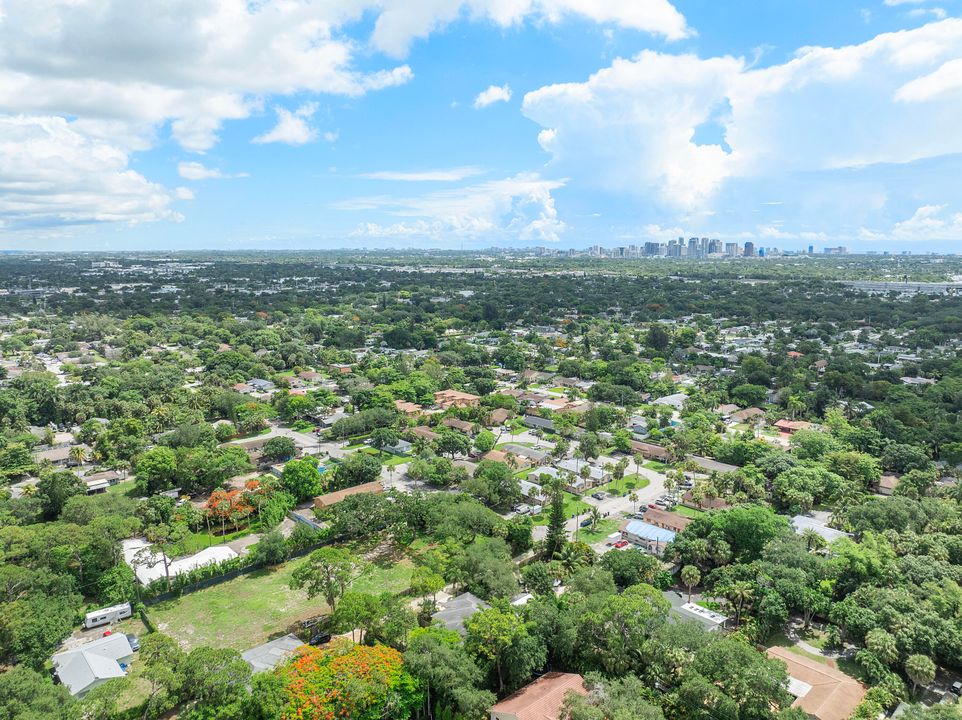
83 602 132 629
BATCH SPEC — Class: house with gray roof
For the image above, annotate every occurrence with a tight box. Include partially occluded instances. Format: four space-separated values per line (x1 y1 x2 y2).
52 633 134 696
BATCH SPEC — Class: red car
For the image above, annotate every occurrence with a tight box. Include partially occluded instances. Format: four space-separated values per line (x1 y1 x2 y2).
648 503 658 509
614 540 629 549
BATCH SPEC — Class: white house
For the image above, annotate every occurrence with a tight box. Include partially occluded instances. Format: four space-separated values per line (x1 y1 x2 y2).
52 633 134 696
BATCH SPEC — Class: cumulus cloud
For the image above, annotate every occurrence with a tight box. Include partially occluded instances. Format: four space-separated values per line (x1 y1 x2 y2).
0 0 691 232
0 116 182 228
522 18 962 214
361 167 484 181
253 103 319 145
177 161 247 180
474 84 512 108
887 204 962 239
341 173 567 242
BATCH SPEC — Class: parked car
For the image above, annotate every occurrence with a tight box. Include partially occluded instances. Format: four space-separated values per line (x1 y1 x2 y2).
580 518 592 527
309 632 332 646
648 503 658 509
126 634 140 652
614 540 629 549
591 492 605 500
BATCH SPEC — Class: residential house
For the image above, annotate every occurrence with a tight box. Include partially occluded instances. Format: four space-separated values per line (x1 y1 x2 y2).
519 479 547 506
630 440 670 461
774 419 813 435
432 592 489 635
731 407 765 424
640 508 692 534
654 393 687 411
313 481 383 509
662 591 728 632
52 633 135 696
767 646 866 720
434 389 480 409
489 672 587 720
410 426 440 443
620 519 676 553
716 404 740 418
33 443 91 467
442 417 475 434
482 449 531 470
522 414 555 432
689 456 740 475
486 408 511 426
681 490 731 511
394 400 423 417
501 444 549 464
790 514 852 544
877 474 901 496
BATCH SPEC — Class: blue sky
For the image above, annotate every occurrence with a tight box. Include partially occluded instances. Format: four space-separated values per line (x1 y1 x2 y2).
2 0 962 252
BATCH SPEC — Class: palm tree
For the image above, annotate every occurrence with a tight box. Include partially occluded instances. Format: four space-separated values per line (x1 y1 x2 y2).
588 506 601 532
801 528 826 552
905 654 936 696
681 565 701 603
722 581 755 627
553 543 587 580
629 491 639 513
68 445 87 467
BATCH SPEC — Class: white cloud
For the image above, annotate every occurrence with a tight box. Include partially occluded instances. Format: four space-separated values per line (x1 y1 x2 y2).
361 167 484 181
0 116 181 228
369 0 690 57
474 84 512 108
323 131 339 143
177 161 247 180
341 173 567 242
895 57 962 100
0 0 692 234
884 0 925 5
253 103 319 145
891 204 962 239
908 7 948 20
174 187 195 200
523 51 742 209
522 18 962 212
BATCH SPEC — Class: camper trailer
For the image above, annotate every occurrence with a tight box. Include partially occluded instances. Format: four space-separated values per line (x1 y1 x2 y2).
83 602 132 630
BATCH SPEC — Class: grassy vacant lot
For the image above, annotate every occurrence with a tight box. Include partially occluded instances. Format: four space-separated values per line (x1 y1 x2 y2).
672 504 706 519
531 492 590 525
596 474 650 496
576 518 620 543
123 554 413 652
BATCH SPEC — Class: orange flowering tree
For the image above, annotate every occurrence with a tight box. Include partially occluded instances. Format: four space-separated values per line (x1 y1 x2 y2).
274 640 422 720
205 488 253 535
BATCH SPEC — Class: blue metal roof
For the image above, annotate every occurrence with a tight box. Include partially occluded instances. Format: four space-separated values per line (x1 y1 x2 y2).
623 520 676 543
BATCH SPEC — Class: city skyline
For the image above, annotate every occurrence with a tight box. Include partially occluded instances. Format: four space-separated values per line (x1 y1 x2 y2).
2 1 962 252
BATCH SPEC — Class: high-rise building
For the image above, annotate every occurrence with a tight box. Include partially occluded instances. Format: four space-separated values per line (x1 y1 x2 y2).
709 238 722 254
725 242 738 257
743 242 755 257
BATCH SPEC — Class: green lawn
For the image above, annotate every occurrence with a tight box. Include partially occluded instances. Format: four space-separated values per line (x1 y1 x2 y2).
106 479 138 497
575 518 620 543
122 554 414 652
359 447 410 466
531 492 591 526
174 524 258 556
643 460 669 472
595 474 650 496
672 504 706 519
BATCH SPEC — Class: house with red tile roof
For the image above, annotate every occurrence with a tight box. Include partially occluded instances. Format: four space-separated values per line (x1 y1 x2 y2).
489 672 587 720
